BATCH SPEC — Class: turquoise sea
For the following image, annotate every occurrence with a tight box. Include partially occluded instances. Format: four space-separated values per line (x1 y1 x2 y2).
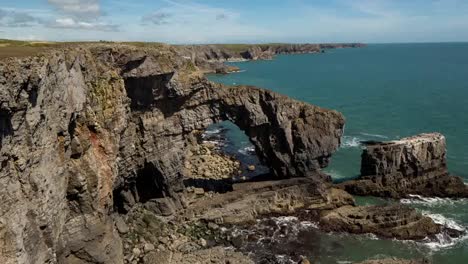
207 43 468 263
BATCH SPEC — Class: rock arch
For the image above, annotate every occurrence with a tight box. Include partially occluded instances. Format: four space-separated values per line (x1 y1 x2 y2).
116 51 345 200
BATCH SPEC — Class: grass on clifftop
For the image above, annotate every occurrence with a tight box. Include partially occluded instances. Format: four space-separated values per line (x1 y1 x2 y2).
0 39 168 59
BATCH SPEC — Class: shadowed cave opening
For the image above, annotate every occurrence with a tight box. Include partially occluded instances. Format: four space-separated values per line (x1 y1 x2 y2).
113 162 167 214
124 73 174 111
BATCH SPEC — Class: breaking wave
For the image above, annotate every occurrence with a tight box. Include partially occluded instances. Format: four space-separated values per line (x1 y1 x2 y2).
421 212 468 250
238 146 255 155
359 132 389 139
399 195 468 250
341 136 363 148
400 194 467 207
341 132 391 149
203 128 223 135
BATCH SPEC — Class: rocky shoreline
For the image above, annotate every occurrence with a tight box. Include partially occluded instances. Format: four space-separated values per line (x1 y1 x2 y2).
0 43 466 264
175 43 367 74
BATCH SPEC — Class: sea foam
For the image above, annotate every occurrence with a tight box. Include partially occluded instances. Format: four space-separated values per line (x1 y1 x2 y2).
341 136 362 148
401 194 467 207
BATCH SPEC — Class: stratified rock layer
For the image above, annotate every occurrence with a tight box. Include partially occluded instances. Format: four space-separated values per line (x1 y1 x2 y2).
319 205 440 240
339 133 468 198
0 44 344 263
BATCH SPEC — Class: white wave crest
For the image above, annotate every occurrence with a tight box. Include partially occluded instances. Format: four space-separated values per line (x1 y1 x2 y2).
420 211 468 250
359 132 389 139
203 128 222 135
400 194 467 207
422 212 465 231
341 136 362 148
238 146 255 155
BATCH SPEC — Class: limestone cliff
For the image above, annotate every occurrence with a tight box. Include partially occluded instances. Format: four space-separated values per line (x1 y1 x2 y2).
176 43 366 73
339 133 468 198
0 44 344 263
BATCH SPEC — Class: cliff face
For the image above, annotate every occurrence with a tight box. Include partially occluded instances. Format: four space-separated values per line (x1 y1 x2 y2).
0 44 344 263
176 43 366 72
339 133 468 198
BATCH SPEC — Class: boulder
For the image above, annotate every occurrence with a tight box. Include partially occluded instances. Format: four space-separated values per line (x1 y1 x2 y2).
144 198 177 216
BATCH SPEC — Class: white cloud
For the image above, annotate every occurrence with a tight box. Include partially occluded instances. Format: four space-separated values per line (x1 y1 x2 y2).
138 0 273 43
0 8 44 27
47 0 100 18
44 0 119 32
3 0 468 43
50 17 118 31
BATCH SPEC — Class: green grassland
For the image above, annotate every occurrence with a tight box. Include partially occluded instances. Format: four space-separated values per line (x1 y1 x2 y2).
0 39 169 59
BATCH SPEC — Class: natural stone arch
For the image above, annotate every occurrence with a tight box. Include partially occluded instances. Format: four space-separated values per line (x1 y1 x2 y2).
114 49 345 201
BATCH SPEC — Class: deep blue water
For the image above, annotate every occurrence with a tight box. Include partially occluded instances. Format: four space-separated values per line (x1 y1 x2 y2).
209 43 468 181
207 43 468 263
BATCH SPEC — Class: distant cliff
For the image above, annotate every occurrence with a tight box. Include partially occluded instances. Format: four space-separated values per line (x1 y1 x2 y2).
175 43 366 73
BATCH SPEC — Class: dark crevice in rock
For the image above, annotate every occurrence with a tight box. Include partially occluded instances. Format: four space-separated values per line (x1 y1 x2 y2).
183 178 234 193
124 73 174 111
67 113 77 139
0 109 13 147
114 162 167 214
136 162 166 203
121 55 147 74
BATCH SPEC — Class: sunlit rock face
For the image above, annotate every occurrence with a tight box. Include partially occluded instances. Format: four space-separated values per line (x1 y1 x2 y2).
0 44 344 263
339 133 468 198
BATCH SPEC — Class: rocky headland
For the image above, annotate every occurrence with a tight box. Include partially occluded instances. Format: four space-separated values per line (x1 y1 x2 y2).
175 43 366 73
0 43 463 264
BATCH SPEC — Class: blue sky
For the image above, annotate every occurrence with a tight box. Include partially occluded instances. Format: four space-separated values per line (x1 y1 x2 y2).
1 0 468 43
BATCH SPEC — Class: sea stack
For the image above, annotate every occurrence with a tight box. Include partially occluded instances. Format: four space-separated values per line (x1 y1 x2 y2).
339 133 468 198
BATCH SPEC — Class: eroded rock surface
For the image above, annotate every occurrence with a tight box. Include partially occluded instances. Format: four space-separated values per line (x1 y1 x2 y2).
0 44 344 263
339 133 468 198
319 205 440 240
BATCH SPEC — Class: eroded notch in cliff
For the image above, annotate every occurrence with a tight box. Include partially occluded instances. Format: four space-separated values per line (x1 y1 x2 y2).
114 162 167 213
0 109 13 148
124 73 174 111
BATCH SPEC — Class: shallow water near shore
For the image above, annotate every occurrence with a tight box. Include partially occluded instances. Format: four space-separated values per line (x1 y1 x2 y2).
207 43 468 263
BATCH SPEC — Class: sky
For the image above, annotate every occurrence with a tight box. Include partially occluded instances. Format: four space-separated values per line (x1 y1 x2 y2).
0 0 468 44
